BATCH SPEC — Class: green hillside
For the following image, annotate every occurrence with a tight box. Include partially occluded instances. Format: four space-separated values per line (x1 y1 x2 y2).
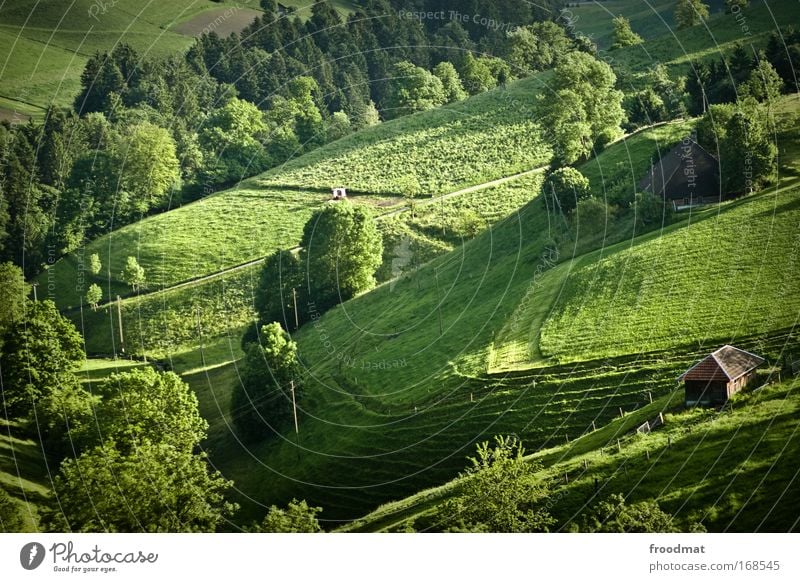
0 0 255 115
190 98 800 524
342 371 800 532
564 0 730 49
45 73 553 310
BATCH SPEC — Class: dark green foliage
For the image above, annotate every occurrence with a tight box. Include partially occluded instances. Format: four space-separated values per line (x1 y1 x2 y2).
231 323 301 442
0 262 28 336
536 51 624 165
725 0 749 12
610 16 643 50
578 493 705 532
45 439 236 532
741 53 784 104
255 251 306 331
435 436 555 532
542 167 591 214
720 106 777 195
301 202 383 313
675 0 710 29
0 301 83 418
0 487 23 532
695 103 737 150
252 499 323 532
635 191 674 228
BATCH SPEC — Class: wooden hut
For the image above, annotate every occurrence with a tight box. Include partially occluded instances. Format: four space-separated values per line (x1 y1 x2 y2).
679 345 765 406
332 187 347 200
639 136 720 210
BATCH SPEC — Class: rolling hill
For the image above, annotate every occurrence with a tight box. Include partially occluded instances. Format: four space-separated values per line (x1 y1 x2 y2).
14 0 800 531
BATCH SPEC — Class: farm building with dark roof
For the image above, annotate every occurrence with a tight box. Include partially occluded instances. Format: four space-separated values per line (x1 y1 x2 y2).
639 135 720 210
679 345 765 406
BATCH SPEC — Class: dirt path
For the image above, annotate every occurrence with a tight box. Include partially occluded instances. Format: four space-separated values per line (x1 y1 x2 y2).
96 119 683 308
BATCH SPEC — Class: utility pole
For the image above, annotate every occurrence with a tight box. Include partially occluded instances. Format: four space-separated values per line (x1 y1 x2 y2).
116 295 125 355
290 380 299 434
32 282 38 302
434 268 443 336
292 287 299 330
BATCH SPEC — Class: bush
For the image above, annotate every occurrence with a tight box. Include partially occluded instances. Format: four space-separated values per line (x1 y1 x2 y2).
542 167 591 214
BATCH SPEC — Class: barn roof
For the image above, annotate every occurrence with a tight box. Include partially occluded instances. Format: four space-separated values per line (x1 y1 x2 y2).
678 345 765 382
639 138 719 201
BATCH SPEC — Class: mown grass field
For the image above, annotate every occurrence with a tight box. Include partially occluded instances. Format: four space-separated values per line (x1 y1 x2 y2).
0 0 255 113
44 73 553 310
0 418 52 532
607 0 800 74
537 183 800 362
189 105 800 525
342 367 800 533
68 166 546 363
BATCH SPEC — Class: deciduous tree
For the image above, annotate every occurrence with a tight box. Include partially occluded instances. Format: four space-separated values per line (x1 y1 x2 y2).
121 256 145 292
231 323 301 442
46 440 235 532
611 17 643 50
301 202 383 312
436 436 554 532
252 499 322 532
543 167 591 214
85 283 102 310
675 0 710 29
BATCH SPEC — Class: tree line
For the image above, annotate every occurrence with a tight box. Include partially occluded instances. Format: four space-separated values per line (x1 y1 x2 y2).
0 0 574 281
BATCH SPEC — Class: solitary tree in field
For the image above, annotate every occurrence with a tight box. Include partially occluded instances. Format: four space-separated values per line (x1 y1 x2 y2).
231 323 301 442
85 283 102 310
543 167 591 214
88 253 102 275
301 202 383 313
122 256 145 292
610 16 643 50
675 0 710 29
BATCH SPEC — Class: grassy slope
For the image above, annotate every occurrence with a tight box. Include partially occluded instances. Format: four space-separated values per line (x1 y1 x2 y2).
607 0 800 74
0 419 52 532
202 104 800 525
565 0 730 49
73 169 546 361
538 184 800 362
343 372 800 532
0 0 251 112
45 73 552 310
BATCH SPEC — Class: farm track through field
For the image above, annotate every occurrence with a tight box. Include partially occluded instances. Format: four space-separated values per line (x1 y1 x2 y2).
83 120 682 312
80 118 681 313
80 165 552 311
